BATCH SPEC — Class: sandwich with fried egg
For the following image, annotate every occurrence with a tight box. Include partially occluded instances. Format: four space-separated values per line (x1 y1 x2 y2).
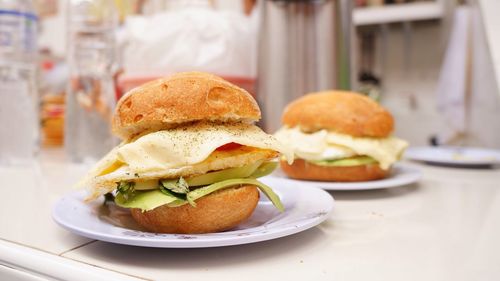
79 72 292 234
274 91 408 182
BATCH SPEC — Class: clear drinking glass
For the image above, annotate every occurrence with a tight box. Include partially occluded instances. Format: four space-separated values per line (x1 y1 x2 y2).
65 0 119 163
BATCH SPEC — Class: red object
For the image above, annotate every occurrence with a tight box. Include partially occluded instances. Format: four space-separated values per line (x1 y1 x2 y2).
216 142 242 151
41 60 54 71
44 106 64 118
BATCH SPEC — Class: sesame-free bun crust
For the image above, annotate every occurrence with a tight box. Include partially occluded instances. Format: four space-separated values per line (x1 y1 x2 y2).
130 185 259 234
113 72 261 139
282 91 394 138
280 159 389 182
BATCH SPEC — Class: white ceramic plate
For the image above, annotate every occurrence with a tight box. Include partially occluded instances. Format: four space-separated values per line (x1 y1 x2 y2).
405 146 500 167
270 163 421 190
52 177 334 248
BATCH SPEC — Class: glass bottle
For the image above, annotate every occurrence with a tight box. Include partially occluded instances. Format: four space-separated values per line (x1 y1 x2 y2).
0 0 39 165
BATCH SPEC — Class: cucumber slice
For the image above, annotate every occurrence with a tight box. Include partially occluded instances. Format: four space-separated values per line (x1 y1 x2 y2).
134 180 160 190
187 178 284 212
311 156 377 167
115 189 185 211
123 161 277 192
249 161 278 178
185 160 263 186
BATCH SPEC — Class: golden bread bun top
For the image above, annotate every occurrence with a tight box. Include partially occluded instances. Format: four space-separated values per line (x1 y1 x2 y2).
282 91 394 138
113 72 260 139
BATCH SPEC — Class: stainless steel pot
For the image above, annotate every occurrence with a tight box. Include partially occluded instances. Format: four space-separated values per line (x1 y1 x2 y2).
257 0 354 132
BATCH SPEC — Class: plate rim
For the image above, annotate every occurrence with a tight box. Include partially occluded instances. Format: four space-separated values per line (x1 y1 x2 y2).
404 146 500 165
269 163 422 191
52 181 334 248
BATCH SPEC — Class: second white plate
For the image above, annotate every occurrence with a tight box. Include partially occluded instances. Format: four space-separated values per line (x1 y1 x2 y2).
404 146 500 167
270 163 421 191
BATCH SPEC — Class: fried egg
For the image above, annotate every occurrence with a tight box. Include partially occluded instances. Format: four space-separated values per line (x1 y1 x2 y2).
81 122 292 200
275 126 408 170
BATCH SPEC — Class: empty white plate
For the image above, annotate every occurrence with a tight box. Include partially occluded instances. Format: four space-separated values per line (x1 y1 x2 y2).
270 163 421 190
52 177 334 248
405 146 500 167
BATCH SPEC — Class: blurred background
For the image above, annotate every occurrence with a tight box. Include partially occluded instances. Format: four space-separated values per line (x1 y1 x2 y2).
1 0 499 164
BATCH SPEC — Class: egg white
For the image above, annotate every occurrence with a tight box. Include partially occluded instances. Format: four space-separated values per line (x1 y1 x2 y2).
274 126 408 170
80 122 291 200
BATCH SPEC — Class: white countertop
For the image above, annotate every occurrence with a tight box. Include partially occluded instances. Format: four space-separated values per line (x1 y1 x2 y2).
1 149 500 280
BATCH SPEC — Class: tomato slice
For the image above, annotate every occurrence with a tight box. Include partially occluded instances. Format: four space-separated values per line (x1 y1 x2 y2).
216 142 242 151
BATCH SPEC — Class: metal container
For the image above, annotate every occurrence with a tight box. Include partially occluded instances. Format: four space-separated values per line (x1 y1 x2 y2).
257 0 354 132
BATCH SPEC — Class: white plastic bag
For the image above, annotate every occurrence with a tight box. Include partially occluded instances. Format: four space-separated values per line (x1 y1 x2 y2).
122 4 256 79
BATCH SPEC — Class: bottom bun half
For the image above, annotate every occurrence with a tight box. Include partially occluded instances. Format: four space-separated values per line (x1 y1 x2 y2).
131 185 259 234
280 159 389 182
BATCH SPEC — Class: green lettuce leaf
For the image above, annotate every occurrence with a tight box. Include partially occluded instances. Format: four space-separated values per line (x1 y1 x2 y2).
160 177 190 194
310 156 377 167
115 178 284 212
116 181 135 201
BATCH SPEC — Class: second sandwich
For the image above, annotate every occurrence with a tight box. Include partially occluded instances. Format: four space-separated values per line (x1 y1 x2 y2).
275 91 408 182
